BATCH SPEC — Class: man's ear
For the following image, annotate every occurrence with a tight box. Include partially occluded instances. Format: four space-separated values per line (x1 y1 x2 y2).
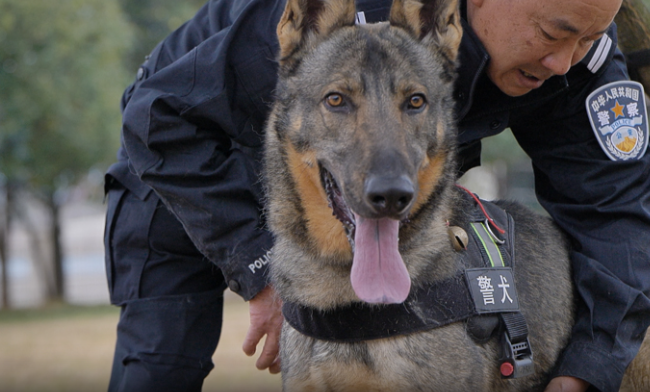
277 0 357 65
389 0 462 65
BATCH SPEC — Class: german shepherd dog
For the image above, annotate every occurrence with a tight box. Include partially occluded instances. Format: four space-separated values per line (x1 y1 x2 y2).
262 0 649 390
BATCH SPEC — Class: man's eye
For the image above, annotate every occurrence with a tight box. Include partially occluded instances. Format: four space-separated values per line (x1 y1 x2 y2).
539 27 558 41
580 39 594 47
581 36 598 46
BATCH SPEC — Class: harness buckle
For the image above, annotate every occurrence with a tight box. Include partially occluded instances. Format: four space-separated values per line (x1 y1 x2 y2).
499 330 534 379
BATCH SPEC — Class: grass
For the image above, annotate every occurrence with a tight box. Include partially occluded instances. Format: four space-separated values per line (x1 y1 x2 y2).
0 296 281 392
0 302 118 323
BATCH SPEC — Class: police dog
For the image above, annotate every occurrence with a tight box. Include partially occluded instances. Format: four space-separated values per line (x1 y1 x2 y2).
262 0 648 390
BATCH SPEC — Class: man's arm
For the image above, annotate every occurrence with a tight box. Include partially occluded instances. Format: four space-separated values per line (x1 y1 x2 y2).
511 49 650 391
120 0 284 300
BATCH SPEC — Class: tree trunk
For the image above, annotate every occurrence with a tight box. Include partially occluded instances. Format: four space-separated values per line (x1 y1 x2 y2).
45 191 65 302
17 196 55 301
0 180 13 309
615 0 650 92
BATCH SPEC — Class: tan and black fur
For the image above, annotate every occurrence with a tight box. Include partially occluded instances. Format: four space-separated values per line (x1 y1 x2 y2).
262 0 649 390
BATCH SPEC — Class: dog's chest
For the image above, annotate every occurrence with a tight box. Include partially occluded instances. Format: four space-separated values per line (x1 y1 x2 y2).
280 322 495 392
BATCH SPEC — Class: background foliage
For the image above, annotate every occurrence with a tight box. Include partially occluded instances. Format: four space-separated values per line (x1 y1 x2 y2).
0 0 206 306
0 1 128 193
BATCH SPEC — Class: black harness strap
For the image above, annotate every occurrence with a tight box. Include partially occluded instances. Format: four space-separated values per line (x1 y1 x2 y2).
458 190 534 378
282 271 476 342
501 311 529 342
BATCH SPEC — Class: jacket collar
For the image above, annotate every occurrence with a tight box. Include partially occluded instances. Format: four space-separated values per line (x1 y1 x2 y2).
454 17 490 121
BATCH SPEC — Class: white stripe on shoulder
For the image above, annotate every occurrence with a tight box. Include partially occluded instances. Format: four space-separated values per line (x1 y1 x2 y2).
355 11 367 25
587 34 612 74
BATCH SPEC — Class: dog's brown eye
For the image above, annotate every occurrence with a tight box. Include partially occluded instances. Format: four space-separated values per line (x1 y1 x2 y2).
325 93 344 107
408 94 426 109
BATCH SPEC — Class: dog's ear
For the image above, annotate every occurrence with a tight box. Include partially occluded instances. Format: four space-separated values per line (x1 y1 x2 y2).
277 0 357 65
389 0 462 64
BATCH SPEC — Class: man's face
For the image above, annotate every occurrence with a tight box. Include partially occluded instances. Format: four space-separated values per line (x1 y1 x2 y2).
467 0 622 97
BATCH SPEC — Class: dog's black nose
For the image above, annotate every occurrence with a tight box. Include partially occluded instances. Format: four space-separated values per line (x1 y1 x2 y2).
364 175 414 217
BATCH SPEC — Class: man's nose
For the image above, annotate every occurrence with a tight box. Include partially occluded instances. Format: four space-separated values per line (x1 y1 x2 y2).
541 47 575 76
541 41 591 76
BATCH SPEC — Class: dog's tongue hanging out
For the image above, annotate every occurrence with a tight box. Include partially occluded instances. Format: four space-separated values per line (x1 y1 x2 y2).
350 214 411 304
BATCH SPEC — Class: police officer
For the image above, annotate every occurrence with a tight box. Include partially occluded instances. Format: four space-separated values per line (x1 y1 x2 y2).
104 0 650 391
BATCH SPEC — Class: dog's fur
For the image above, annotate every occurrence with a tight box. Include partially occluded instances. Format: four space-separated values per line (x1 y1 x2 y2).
262 0 649 390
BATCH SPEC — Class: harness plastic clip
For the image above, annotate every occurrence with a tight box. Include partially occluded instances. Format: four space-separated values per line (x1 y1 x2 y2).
499 330 534 379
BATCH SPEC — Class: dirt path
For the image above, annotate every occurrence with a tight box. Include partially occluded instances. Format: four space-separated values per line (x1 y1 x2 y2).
0 298 281 392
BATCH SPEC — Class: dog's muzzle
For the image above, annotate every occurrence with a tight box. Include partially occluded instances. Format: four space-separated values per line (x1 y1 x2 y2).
320 165 412 304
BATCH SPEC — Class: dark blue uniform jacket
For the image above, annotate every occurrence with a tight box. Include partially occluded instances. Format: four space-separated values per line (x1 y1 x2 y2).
106 0 650 390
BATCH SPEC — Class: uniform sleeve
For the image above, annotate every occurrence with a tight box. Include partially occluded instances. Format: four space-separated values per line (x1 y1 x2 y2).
120 0 284 301
510 48 650 391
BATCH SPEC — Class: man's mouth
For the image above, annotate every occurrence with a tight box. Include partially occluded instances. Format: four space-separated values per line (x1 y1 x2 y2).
520 70 540 81
513 69 546 92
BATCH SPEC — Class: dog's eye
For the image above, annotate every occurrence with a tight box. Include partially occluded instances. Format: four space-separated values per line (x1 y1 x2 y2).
407 94 426 110
325 93 344 108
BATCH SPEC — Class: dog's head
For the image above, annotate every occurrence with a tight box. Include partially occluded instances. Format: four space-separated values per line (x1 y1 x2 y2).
266 0 462 304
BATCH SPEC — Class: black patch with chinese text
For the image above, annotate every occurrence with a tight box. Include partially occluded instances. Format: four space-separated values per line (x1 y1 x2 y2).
466 267 519 314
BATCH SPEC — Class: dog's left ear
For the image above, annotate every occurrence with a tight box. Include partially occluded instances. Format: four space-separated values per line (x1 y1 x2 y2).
277 0 357 66
389 0 462 65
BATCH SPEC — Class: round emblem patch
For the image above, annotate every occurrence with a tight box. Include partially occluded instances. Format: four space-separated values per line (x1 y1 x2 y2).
586 81 648 161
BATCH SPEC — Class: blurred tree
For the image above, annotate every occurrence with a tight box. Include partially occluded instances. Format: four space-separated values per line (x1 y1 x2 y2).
0 0 133 304
118 0 207 72
0 175 11 308
616 0 650 91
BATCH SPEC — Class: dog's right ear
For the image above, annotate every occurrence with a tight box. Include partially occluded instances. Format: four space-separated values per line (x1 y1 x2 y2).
277 0 356 65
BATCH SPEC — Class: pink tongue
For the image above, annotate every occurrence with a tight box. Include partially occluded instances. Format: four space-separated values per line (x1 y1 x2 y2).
350 214 411 304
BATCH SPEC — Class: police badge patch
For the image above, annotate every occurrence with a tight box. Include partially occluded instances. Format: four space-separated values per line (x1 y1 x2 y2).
586 80 648 161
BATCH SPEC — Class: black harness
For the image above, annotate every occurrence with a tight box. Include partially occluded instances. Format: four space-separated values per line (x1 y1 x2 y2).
282 188 534 378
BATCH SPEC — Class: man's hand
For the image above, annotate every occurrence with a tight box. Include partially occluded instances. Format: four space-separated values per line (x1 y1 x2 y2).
544 376 590 392
242 285 283 374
